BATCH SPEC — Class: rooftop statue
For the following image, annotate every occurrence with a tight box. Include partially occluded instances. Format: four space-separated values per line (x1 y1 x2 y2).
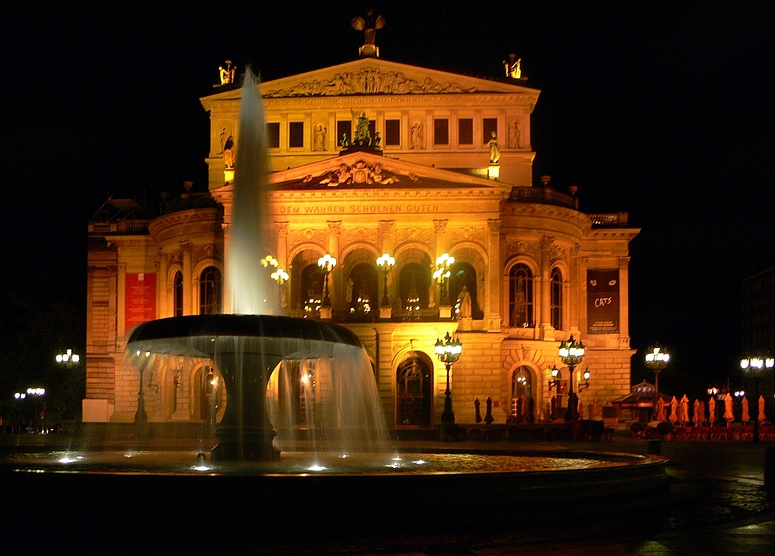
218 60 237 85
352 10 385 57
503 54 522 79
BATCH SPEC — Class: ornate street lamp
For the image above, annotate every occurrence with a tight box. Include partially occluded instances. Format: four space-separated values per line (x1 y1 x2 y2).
134 350 151 424
433 253 455 306
548 365 561 390
376 253 395 307
56 349 80 368
739 355 773 444
558 335 586 421
271 267 289 309
435 331 463 424
645 345 670 394
317 254 337 307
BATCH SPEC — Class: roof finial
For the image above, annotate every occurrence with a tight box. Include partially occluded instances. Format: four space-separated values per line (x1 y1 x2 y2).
351 9 385 58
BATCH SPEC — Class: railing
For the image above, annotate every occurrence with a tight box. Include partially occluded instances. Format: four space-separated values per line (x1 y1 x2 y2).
588 212 629 227
508 186 577 208
88 219 151 234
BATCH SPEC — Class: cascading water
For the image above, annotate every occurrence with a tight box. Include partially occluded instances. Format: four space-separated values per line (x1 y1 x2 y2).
228 67 274 315
122 68 392 461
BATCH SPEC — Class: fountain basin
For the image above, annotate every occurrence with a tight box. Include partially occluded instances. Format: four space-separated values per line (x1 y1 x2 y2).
0 441 668 535
126 314 381 461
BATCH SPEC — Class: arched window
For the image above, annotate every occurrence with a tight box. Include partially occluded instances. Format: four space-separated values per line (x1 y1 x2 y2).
396 355 431 426
449 261 482 320
509 263 533 327
199 266 222 315
347 262 378 318
301 264 324 313
550 267 563 330
173 271 183 317
398 262 430 313
511 366 534 422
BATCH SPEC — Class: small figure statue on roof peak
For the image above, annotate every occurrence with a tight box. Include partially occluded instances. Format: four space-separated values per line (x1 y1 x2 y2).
352 10 385 58
502 54 522 79
219 61 237 85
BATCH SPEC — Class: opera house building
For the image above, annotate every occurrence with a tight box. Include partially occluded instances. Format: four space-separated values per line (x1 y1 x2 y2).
84 40 638 432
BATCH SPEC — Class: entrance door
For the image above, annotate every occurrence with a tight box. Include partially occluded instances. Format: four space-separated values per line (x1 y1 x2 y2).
396 355 431 426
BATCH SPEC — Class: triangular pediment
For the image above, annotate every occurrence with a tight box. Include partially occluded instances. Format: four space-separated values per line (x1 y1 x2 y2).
267 150 511 194
204 58 538 101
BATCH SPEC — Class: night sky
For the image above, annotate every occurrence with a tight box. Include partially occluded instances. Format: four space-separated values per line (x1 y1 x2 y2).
2 1 774 397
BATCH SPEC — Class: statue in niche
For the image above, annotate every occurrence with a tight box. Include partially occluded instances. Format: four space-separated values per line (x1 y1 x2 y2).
488 131 501 164
410 122 424 149
313 124 327 151
508 120 521 148
219 61 237 85
223 136 235 169
455 286 472 319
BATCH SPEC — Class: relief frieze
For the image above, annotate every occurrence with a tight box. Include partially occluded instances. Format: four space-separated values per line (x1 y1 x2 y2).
264 67 475 97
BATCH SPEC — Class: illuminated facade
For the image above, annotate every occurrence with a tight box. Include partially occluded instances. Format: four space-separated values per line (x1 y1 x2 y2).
85 53 638 428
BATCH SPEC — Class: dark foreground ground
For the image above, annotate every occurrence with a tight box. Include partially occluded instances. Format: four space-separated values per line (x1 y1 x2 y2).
1 434 773 555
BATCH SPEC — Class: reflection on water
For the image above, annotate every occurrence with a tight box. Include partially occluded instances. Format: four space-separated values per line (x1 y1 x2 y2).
3 450 630 476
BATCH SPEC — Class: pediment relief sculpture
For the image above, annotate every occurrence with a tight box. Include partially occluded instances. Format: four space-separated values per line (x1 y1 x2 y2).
300 160 400 188
264 67 475 97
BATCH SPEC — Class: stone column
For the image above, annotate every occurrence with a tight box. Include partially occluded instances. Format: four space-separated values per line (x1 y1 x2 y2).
322 221 341 318
433 219 450 317
618 256 631 340
379 220 396 318
158 252 168 318
576 256 589 335
568 245 580 336
486 218 501 329
181 240 193 315
276 222 289 309
539 236 554 338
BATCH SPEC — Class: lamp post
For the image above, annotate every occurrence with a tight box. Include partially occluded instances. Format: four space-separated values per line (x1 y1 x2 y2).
271 266 289 309
16 388 45 433
376 253 395 307
645 345 670 394
558 335 586 422
56 349 80 368
435 331 462 425
317 254 336 307
739 356 773 444
433 253 455 306
134 350 151 424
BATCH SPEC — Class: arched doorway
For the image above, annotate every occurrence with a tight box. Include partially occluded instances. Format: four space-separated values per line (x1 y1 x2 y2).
396 353 432 426
510 366 535 422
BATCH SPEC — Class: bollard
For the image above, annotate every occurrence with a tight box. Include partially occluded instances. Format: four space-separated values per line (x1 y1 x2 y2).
765 446 775 494
647 439 661 456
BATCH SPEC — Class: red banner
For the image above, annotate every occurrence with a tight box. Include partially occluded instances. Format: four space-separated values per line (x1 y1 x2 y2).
125 273 156 330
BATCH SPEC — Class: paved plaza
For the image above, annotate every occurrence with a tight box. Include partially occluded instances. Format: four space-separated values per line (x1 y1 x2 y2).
2 435 773 555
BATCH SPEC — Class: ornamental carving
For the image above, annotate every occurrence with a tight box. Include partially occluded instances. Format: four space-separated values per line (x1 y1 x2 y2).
313 160 399 188
342 226 378 246
290 228 326 247
395 226 433 246
448 226 486 246
264 67 475 97
503 239 539 260
551 244 567 263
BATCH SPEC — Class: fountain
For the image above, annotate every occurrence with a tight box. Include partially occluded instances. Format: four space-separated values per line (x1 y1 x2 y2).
0 69 669 536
